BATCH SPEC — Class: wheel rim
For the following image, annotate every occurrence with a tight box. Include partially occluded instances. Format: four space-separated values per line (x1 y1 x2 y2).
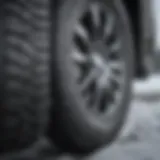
71 2 126 116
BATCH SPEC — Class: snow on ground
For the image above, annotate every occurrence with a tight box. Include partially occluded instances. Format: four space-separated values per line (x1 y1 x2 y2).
85 74 160 160
133 74 160 100
2 74 160 160
48 74 160 160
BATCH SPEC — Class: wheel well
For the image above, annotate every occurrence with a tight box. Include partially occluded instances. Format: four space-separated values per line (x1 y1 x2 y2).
122 0 140 51
122 0 142 76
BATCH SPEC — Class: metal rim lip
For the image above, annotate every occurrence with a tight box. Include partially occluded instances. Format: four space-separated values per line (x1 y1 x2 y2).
71 2 126 117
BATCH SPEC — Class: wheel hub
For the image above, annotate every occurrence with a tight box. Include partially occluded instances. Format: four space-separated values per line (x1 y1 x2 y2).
90 52 110 84
71 2 125 115
91 40 108 57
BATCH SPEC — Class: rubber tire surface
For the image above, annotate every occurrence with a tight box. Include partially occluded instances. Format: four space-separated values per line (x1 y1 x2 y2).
0 0 50 153
49 0 134 154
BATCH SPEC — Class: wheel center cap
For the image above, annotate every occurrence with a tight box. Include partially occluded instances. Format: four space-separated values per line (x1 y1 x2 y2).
91 40 108 58
91 53 106 68
90 40 109 70
91 53 110 86
89 40 111 87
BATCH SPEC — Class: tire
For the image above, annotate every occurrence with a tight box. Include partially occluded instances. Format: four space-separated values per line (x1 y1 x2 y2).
0 0 50 153
49 0 134 153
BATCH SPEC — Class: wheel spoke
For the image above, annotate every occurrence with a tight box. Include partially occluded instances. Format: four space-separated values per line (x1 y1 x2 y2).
109 71 124 92
71 48 88 64
111 78 120 91
99 69 110 87
99 10 106 36
94 85 105 110
94 78 105 110
115 87 124 104
75 23 90 46
90 3 101 29
93 70 111 110
104 90 114 108
108 40 121 60
103 13 115 40
81 67 98 90
81 11 94 39
109 39 121 53
109 61 124 72
95 84 115 112
74 33 89 53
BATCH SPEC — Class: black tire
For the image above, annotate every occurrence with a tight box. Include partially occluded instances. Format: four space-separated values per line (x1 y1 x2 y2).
49 0 134 153
0 0 50 153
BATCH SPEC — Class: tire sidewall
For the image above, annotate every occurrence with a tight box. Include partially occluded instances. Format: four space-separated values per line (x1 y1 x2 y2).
53 0 134 150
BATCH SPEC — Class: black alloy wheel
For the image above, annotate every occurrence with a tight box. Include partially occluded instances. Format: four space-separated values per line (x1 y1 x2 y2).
49 0 134 154
71 2 126 116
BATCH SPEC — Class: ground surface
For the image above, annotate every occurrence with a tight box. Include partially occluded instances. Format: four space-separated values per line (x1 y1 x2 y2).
55 74 160 160
1 74 160 160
